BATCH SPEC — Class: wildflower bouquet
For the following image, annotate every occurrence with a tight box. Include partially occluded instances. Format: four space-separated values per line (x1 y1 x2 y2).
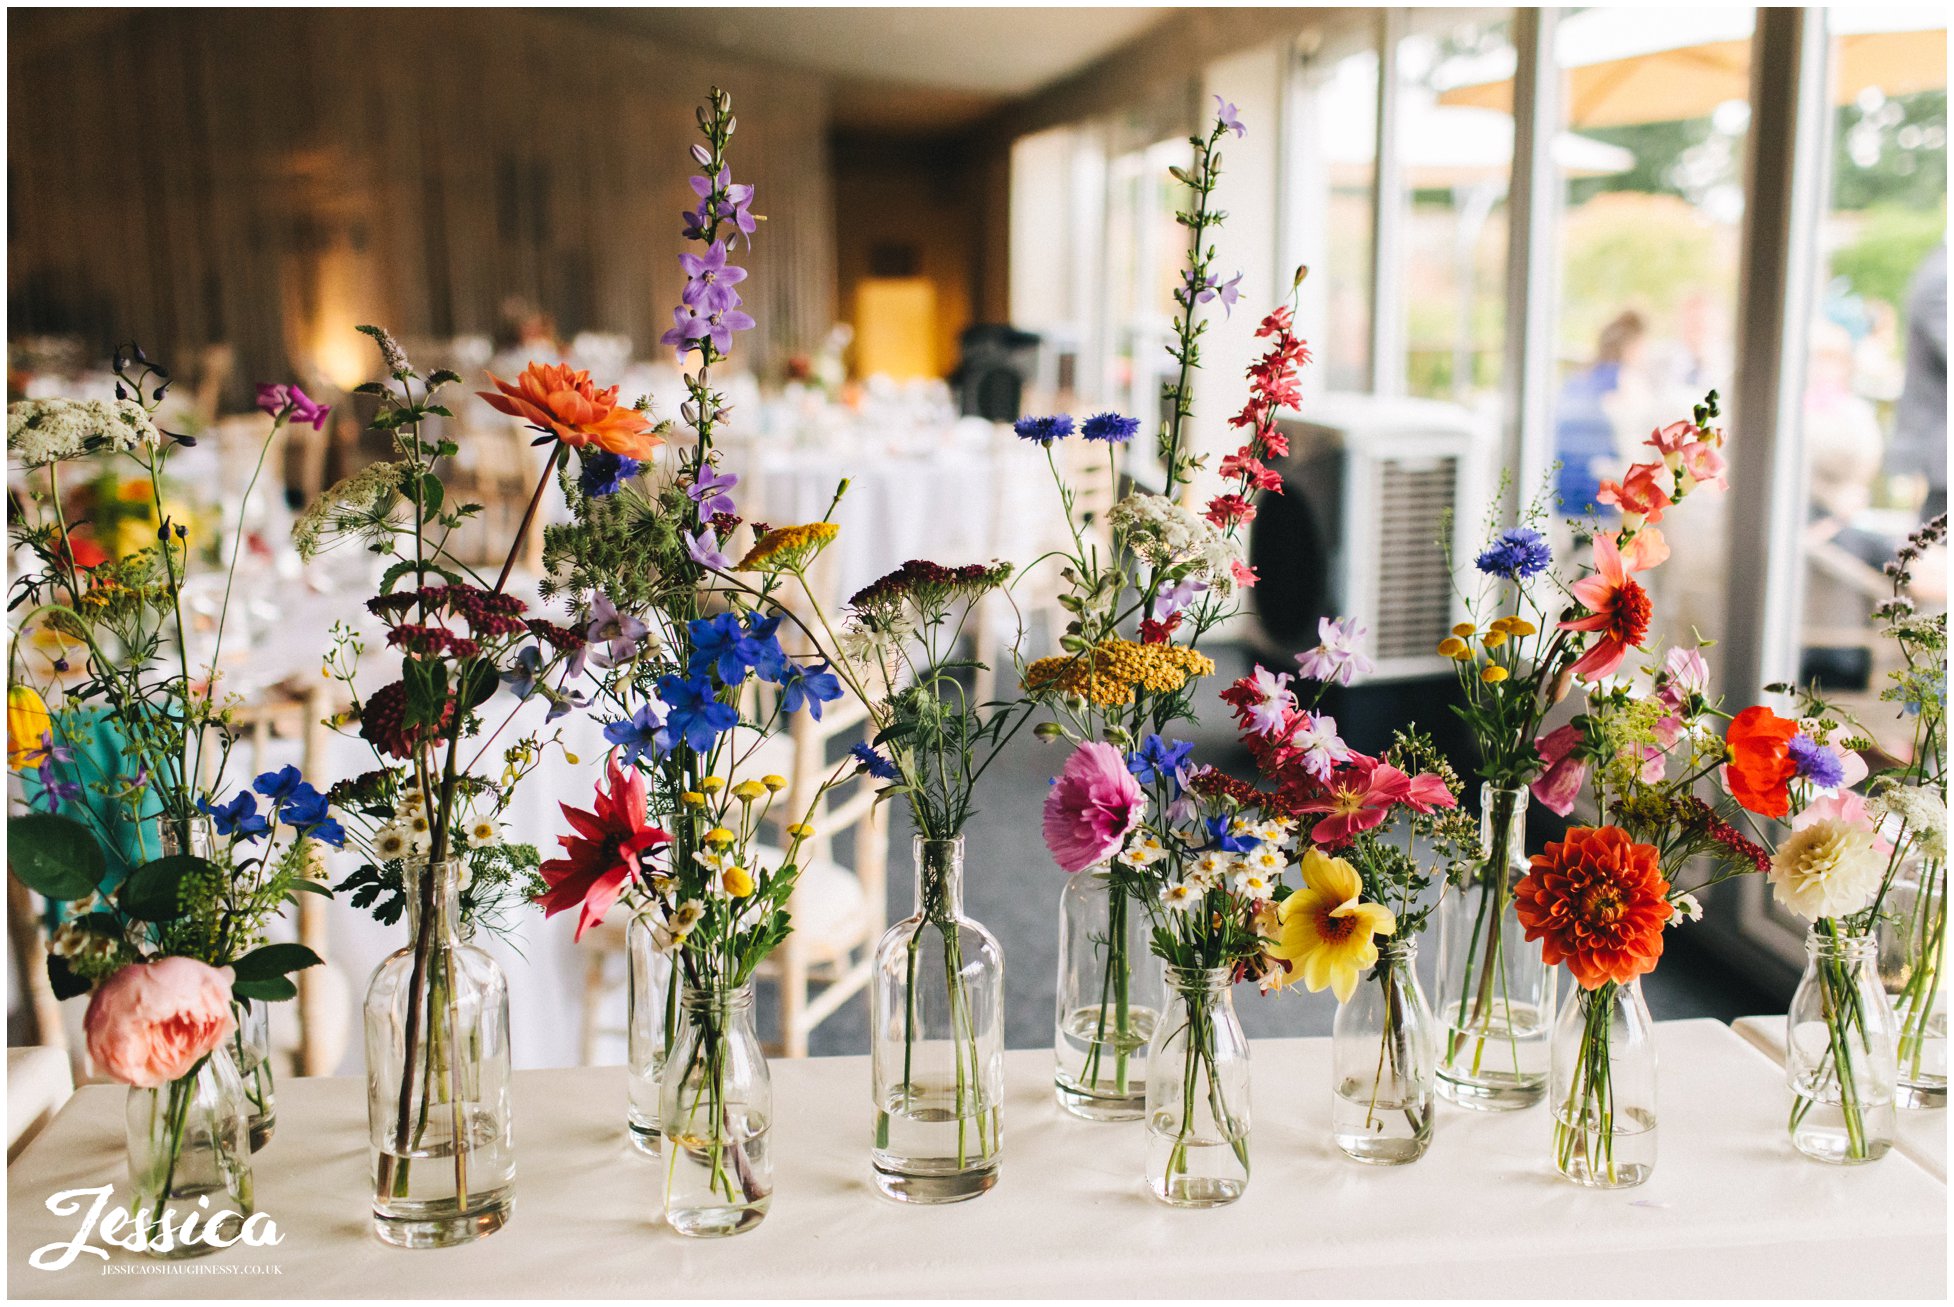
7 351 337 1252
1018 95 1304 1120
1433 392 1731 1107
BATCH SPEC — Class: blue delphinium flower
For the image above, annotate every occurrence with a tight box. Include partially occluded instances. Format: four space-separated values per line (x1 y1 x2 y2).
740 612 790 683
252 765 305 804
687 613 748 683
1127 734 1196 784
1787 733 1845 789
280 784 346 848
1081 412 1141 444
1013 414 1074 446
198 791 270 843
1474 527 1552 580
579 450 641 499
604 702 665 767
780 661 844 720
654 674 739 754
500 645 544 699
850 742 901 782
1202 814 1258 854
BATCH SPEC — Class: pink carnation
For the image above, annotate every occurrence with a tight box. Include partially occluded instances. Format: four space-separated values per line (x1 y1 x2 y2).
83 957 237 1089
1043 741 1146 872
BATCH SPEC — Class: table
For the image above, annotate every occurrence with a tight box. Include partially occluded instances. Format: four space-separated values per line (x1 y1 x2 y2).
9 1021 1944 1298
1731 1013 1948 1180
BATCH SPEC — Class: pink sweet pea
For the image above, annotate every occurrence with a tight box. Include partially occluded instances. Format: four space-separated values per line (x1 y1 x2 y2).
1043 741 1147 872
1531 723 1588 817
1646 420 1697 460
83 957 237 1089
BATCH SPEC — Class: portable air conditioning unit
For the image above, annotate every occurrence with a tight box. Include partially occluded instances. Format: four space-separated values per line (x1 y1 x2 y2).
1248 393 1495 681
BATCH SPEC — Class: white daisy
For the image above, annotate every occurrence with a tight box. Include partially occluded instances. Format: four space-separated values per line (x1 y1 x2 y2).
374 825 411 862
1159 881 1200 913
1118 834 1166 869
1242 843 1289 877
1189 850 1232 888
1233 869 1273 899
465 818 501 849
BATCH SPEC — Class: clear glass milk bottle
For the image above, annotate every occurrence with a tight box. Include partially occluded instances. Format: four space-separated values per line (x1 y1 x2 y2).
1787 926 1899 1165
871 836 1005 1202
1550 977 1657 1187
1877 859 1946 1110
661 977 772 1236
1332 939 1437 1164
626 910 675 1155
1145 965 1250 1207
230 998 276 1152
364 857 516 1247
125 1045 254 1259
1054 866 1161 1121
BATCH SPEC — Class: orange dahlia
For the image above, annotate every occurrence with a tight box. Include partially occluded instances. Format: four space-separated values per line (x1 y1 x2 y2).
1722 704 1800 819
1515 825 1672 990
478 362 661 460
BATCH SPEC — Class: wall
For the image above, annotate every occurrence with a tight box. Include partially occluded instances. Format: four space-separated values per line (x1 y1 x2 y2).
7 9 838 398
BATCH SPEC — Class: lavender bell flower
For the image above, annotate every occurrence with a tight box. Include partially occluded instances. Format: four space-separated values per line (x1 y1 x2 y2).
684 528 731 571
1215 272 1242 318
1214 95 1246 138
660 305 710 361
1151 577 1209 622
720 178 757 248
679 241 748 314
688 467 739 517
703 307 756 355
586 591 650 668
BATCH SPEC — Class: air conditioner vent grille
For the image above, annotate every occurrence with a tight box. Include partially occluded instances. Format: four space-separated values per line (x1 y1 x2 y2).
1374 456 1459 661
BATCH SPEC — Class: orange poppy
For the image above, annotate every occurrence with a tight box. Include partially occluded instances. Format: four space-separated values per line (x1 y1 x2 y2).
1515 825 1672 990
1723 705 1800 819
478 362 661 460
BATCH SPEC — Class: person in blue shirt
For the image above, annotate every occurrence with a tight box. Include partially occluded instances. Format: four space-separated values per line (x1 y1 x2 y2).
1554 310 1646 517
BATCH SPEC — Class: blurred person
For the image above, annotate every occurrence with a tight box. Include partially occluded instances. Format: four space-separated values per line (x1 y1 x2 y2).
1885 243 1947 521
1552 310 1646 515
1799 318 1891 691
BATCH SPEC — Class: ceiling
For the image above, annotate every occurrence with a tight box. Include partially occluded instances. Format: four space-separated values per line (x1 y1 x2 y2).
594 7 1173 133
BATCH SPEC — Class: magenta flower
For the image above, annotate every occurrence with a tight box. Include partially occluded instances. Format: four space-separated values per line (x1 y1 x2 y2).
1042 741 1146 873
1295 617 1375 686
255 383 332 431
1530 723 1588 817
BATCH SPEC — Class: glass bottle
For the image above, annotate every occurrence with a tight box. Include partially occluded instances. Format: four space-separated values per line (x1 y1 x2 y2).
1144 965 1250 1207
661 977 772 1236
365 857 515 1247
1877 858 1946 1110
1332 939 1436 1164
1054 866 1161 1121
1787 925 1899 1164
1436 784 1555 1109
871 836 1004 1202
230 998 276 1152
626 910 676 1155
1549 978 1657 1187
125 1045 254 1259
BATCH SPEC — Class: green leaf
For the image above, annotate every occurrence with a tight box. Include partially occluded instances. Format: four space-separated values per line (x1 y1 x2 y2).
230 942 323 982
352 382 390 396
8 813 106 901
117 854 211 920
287 879 334 897
418 472 444 515
231 976 297 1002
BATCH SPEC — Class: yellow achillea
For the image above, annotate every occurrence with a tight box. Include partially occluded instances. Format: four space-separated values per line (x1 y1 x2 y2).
1022 639 1216 707
737 521 839 572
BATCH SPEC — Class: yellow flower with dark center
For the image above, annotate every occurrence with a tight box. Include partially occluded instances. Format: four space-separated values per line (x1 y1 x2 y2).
1022 639 1216 707
1263 849 1396 1002
736 521 839 573
8 686 53 770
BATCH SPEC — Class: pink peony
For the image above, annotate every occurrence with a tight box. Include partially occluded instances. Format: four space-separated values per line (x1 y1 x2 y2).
83 957 237 1089
1043 741 1146 872
1531 723 1588 817
1794 789 1891 854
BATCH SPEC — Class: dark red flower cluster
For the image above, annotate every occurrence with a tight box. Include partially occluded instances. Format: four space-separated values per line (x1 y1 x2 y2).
1184 765 1301 818
1207 304 1309 536
387 623 482 661
358 679 457 761
1676 794 1772 874
366 585 529 637
708 510 742 538
1138 613 1182 645
848 559 1011 614
526 619 587 652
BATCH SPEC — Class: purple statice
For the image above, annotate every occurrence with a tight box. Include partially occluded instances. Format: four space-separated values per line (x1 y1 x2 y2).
679 240 747 314
1295 616 1375 686
1787 733 1846 789
1475 527 1552 580
579 450 640 499
684 527 730 571
1081 412 1140 443
688 467 739 516
1214 95 1246 138
1014 414 1074 446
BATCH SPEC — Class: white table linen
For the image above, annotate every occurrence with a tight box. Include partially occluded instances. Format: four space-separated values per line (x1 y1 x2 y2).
7 1021 1944 1298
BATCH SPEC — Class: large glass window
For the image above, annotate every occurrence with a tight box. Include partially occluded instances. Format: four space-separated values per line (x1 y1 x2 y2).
1285 31 1380 393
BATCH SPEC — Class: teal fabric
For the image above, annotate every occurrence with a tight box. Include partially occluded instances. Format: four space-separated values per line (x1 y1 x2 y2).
20 704 166 897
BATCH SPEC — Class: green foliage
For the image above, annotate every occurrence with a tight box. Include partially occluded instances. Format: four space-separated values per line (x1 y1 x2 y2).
9 812 105 900
1829 203 1947 314
116 854 210 921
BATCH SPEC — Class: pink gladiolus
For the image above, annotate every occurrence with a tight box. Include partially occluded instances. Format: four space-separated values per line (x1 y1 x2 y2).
1042 741 1146 872
83 957 237 1089
1531 723 1588 817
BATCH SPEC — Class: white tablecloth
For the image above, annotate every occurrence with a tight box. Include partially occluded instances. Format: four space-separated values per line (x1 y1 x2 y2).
1731 1014 1948 1181
8 1021 1944 1298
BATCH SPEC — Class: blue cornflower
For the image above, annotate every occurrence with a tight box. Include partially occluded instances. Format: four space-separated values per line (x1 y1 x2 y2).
850 742 901 781
1127 735 1196 785
1787 733 1846 789
1202 815 1258 854
1081 412 1141 443
1013 414 1074 446
253 765 305 804
579 450 641 499
1474 527 1552 580
653 674 739 754
198 791 270 843
604 702 665 767
780 661 844 720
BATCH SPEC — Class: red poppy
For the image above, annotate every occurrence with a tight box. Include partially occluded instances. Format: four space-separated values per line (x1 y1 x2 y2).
536 755 670 940
1723 705 1801 819
1515 825 1672 989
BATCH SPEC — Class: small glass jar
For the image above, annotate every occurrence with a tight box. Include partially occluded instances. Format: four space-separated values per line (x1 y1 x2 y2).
661 978 772 1236
1877 859 1946 1110
626 910 676 1156
1144 965 1250 1207
1788 925 1899 1164
1549 978 1657 1187
230 999 276 1152
364 857 516 1247
125 1045 254 1259
871 836 1004 1202
1054 867 1161 1121
1332 939 1436 1165
1436 784 1555 1109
